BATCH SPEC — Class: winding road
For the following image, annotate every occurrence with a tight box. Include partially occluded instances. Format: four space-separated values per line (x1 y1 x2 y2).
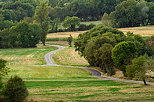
44 45 154 85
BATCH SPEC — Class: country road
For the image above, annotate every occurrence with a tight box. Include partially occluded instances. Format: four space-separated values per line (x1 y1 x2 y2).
44 45 154 85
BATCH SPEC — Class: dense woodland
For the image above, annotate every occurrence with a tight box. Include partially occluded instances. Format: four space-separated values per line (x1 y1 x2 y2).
0 0 154 48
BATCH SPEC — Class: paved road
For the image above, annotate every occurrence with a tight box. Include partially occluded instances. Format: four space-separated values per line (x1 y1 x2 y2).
44 45 154 85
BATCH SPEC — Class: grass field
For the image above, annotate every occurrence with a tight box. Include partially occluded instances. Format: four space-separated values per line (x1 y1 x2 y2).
53 47 89 66
0 45 93 80
47 31 85 39
81 21 102 25
1 24 154 101
26 80 154 101
47 25 154 42
0 45 57 66
118 26 154 36
5 66 94 80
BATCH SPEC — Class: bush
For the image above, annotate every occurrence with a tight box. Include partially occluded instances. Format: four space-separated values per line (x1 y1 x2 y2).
3 76 28 102
126 56 147 85
78 24 96 31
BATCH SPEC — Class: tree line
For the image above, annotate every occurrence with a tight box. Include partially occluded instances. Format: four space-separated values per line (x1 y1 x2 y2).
74 25 154 85
0 0 154 48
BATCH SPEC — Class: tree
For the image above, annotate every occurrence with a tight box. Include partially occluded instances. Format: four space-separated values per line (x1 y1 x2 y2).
0 59 9 80
0 59 9 89
34 1 50 46
50 18 60 32
126 56 148 85
62 16 80 31
11 22 41 48
95 43 115 75
111 0 149 27
0 14 14 30
102 13 113 27
3 76 28 102
67 34 73 47
148 2 154 25
74 25 124 57
112 41 138 75
144 35 154 56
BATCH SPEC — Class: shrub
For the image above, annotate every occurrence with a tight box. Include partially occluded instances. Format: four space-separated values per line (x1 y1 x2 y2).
78 24 96 31
3 76 28 102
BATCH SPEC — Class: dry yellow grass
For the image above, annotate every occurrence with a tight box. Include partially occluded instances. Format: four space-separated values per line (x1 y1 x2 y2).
118 26 154 36
47 26 154 40
53 47 89 66
47 31 86 38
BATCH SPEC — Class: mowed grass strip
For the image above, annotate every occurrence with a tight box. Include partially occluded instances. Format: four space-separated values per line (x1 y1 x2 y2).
5 66 95 80
53 47 89 66
26 80 154 101
0 45 57 66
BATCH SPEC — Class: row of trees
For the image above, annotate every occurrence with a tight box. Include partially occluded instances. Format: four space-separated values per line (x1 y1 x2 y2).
74 25 154 84
102 0 154 27
0 0 49 48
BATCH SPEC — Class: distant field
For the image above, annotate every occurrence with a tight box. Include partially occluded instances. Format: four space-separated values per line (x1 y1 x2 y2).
81 21 102 25
47 26 154 43
53 47 89 66
26 80 154 101
47 31 85 39
118 26 154 36
0 45 57 66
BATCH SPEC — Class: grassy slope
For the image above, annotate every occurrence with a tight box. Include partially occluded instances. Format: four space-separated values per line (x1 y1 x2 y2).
0 45 58 66
53 47 89 66
0 45 93 80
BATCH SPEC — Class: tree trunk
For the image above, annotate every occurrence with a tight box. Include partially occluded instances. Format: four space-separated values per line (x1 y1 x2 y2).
41 39 46 46
143 79 147 85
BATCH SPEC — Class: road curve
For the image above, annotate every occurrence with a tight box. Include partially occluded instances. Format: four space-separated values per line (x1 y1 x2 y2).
44 45 154 85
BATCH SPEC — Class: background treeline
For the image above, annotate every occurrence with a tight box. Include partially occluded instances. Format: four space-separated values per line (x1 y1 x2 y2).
0 0 154 48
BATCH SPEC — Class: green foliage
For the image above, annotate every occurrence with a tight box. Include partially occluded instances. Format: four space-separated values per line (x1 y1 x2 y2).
62 16 80 31
11 22 41 48
50 18 60 32
67 34 73 47
148 2 154 25
126 56 148 85
78 24 96 31
75 25 124 75
0 22 41 48
111 0 150 27
74 25 124 56
112 41 138 74
34 1 50 46
144 35 154 56
3 75 28 102
0 59 9 90
0 14 14 30
102 13 114 27
0 1 35 21
0 59 9 79
95 43 115 75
